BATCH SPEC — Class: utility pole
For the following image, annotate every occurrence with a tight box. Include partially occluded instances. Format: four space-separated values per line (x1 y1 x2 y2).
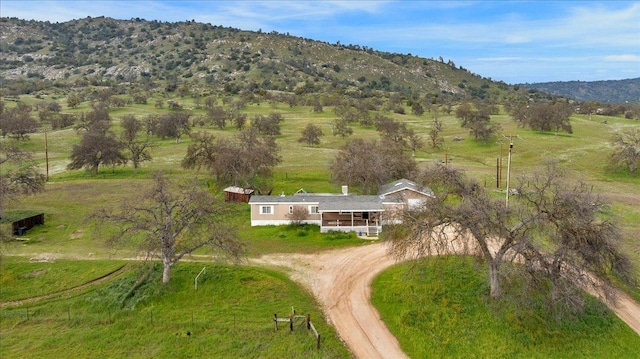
505 136 513 208
45 130 49 181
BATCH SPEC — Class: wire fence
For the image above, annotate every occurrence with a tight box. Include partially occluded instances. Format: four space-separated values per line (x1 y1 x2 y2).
3 305 321 343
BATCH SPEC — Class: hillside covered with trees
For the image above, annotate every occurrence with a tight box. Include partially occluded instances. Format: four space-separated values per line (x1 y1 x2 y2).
0 16 547 101
523 78 640 104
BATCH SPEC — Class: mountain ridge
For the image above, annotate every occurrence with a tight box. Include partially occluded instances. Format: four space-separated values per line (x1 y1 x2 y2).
1 16 637 104
522 78 640 104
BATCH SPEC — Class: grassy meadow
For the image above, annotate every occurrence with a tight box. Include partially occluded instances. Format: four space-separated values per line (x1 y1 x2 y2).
0 259 351 359
1 94 639 357
372 256 640 358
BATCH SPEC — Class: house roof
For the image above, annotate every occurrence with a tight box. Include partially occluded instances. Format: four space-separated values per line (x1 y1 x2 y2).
224 186 254 195
378 178 434 198
318 195 387 212
249 194 321 204
249 179 430 211
249 193 402 211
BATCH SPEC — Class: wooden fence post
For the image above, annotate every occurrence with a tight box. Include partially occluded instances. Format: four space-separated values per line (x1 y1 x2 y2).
306 314 311 330
274 313 278 331
289 313 293 331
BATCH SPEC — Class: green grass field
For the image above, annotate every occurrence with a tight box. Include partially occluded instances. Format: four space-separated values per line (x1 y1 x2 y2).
1 96 639 357
0 259 351 359
372 256 640 358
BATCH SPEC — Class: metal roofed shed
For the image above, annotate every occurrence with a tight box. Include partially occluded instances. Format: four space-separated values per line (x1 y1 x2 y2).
223 186 254 203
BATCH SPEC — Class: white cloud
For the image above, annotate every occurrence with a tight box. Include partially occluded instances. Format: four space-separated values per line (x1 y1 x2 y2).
604 54 640 62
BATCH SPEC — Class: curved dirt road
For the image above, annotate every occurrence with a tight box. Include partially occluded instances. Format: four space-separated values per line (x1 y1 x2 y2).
253 242 408 359
254 241 640 359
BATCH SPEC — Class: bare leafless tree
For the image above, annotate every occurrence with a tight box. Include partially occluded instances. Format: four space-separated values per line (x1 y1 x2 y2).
330 138 417 194
428 118 445 149
91 171 244 284
385 163 634 317
0 141 45 219
287 205 309 226
404 128 424 156
120 115 153 173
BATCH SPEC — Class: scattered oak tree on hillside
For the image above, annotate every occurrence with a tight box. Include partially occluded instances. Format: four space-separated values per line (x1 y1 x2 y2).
455 102 501 142
0 102 39 141
374 115 407 147
428 118 445 149
385 163 635 318
298 123 324 146
182 128 281 190
91 171 243 284
332 118 353 138
404 128 424 157
74 103 111 133
330 138 417 194
154 112 191 143
120 115 154 173
251 113 283 136
609 127 640 174
510 102 573 134
67 120 126 174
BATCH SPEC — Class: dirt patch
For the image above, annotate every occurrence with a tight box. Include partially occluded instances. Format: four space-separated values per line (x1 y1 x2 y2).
24 269 48 278
29 253 56 263
254 243 409 359
601 193 640 206
71 230 84 239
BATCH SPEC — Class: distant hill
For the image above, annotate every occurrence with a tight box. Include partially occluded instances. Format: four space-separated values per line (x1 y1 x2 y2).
521 78 640 104
0 16 534 102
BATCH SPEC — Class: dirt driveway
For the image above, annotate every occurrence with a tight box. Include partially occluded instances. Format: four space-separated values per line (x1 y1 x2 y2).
254 241 640 359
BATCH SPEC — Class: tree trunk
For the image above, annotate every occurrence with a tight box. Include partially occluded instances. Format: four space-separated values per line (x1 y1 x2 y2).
162 260 171 284
488 261 501 299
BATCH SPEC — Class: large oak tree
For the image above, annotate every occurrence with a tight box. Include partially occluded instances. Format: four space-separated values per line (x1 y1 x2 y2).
182 128 281 190
67 121 126 174
510 101 573 134
385 163 634 317
92 171 243 284
455 102 501 142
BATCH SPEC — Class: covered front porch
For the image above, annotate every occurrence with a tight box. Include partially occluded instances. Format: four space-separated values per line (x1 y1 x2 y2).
319 210 382 236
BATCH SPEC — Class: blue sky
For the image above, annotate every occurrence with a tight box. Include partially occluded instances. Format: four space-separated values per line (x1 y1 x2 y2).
2 1 639 84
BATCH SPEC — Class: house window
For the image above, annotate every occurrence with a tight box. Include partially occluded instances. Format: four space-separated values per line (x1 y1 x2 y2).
309 206 319 214
260 206 273 214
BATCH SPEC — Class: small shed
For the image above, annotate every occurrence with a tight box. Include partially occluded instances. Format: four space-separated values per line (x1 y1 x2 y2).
223 186 254 203
11 213 45 235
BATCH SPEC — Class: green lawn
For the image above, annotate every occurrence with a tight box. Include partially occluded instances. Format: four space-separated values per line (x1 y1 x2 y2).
372 256 640 358
0 257 126 302
0 260 351 359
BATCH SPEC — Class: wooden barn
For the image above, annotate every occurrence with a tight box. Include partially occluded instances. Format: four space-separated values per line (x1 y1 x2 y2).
223 186 254 203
